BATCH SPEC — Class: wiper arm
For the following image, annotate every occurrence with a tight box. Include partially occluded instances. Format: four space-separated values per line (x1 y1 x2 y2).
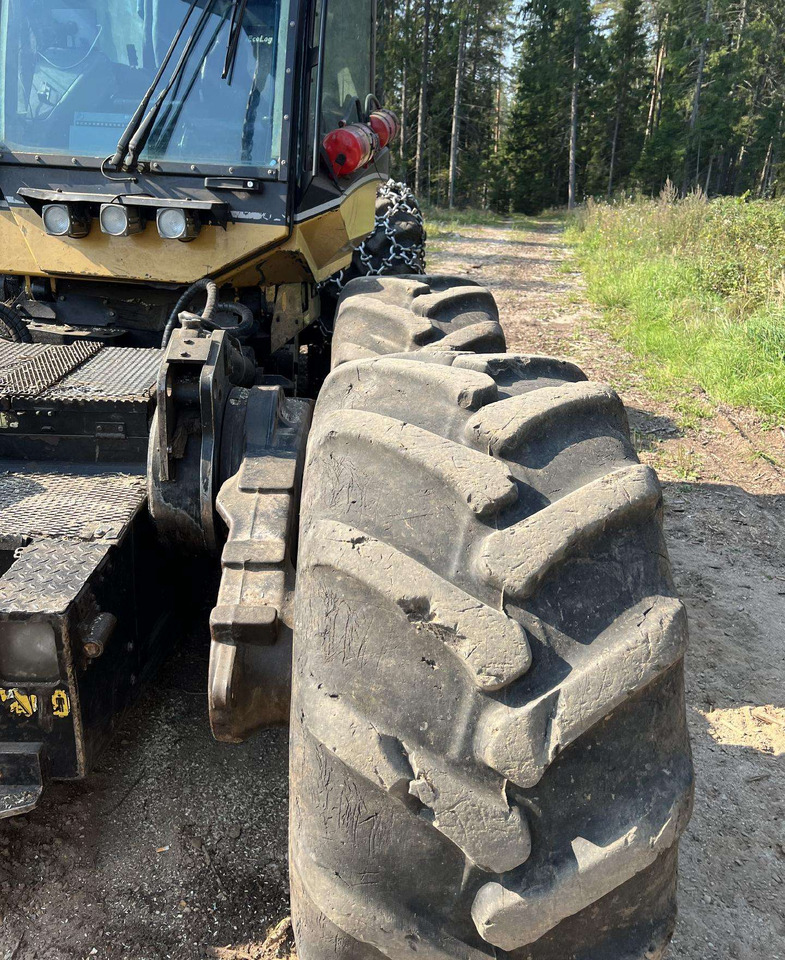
222 0 249 83
222 0 242 76
151 6 232 156
124 0 218 171
109 0 200 169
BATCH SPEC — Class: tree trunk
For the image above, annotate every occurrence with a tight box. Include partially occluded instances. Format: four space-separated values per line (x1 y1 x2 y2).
400 0 410 164
494 54 503 154
690 0 712 132
736 0 747 49
494 29 504 154
568 31 580 210
375 0 386 104
415 0 431 197
607 103 622 198
400 62 407 162
426 130 432 205
758 138 773 197
653 23 668 133
733 74 764 192
645 18 666 141
684 0 711 193
448 15 467 208
704 154 714 195
766 107 784 198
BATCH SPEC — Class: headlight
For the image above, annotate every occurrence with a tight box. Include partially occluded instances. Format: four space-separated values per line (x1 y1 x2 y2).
0 620 59 683
100 203 144 237
156 207 200 241
42 203 90 239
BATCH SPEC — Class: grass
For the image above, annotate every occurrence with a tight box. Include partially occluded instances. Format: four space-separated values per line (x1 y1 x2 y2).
422 205 506 228
423 205 534 239
565 190 785 419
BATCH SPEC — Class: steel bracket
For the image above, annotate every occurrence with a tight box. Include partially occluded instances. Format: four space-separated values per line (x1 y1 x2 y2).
208 385 312 741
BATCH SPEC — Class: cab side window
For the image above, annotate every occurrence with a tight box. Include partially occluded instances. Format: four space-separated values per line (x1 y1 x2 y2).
319 0 373 135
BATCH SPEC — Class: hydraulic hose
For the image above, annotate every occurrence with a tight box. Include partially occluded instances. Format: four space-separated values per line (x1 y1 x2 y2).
0 303 33 343
161 278 218 347
203 301 256 340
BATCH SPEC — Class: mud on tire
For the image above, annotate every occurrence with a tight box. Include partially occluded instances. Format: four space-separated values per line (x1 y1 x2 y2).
290 279 693 960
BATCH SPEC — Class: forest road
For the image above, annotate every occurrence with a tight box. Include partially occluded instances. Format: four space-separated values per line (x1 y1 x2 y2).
1 217 784 960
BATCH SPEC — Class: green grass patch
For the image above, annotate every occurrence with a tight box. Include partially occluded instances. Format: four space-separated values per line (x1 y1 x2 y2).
423 205 506 228
423 206 537 236
566 194 785 419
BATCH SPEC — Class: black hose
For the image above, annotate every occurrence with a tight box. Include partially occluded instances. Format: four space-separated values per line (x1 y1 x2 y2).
0 302 32 343
161 278 218 347
202 301 255 340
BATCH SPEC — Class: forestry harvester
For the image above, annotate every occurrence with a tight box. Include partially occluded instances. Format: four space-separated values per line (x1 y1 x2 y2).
0 1 693 957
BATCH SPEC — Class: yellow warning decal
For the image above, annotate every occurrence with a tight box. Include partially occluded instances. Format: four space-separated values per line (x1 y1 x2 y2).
0 688 38 718
52 690 70 718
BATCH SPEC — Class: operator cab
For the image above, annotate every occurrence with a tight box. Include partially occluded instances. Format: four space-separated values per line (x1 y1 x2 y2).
0 0 390 342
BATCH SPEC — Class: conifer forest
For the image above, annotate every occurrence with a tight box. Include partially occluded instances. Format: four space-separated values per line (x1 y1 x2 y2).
377 0 785 212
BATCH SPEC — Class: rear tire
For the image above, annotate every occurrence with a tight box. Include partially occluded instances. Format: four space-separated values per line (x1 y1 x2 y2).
290 283 693 960
331 274 506 367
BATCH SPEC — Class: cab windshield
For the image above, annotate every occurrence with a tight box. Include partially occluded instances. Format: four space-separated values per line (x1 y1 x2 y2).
0 0 290 169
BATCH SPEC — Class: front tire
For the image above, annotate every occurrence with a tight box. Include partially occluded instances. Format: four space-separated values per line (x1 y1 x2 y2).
290 280 693 960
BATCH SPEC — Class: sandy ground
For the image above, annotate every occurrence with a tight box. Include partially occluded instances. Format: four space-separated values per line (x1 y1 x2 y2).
1 218 784 959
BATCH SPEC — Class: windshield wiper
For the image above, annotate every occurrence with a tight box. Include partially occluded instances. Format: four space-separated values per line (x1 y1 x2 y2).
123 0 218 170
150 6 232 157
109 0 200 170
222 0 249 83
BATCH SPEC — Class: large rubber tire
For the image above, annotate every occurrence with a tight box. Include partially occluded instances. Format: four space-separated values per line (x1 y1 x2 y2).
290 282 693 960
321 181 426 299
330 274 506 367
0 303 32 343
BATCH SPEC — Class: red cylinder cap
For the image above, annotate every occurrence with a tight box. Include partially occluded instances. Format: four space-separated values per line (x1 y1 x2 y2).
323 123 378 177
369 109 400 149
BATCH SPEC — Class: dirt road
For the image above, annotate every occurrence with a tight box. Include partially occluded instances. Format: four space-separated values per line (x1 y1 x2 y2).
2 218 784 960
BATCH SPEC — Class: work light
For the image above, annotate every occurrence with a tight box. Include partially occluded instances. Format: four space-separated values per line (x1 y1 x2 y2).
100 203 144 237
156 207 200 241
42 203 90 239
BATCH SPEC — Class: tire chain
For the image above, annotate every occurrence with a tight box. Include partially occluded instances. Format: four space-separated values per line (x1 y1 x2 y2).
320 180 427 300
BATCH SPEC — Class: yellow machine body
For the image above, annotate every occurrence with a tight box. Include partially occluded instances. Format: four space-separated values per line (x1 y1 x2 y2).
0 176 380 288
